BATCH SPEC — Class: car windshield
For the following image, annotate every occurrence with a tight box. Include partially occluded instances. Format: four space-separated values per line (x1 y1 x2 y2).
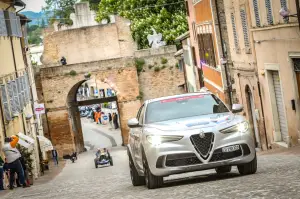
145 94 229 124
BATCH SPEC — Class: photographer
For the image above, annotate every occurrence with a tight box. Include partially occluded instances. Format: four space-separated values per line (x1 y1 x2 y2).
2 135 28 189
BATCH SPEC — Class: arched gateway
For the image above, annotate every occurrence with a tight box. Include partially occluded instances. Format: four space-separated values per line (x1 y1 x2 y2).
38 58 141 156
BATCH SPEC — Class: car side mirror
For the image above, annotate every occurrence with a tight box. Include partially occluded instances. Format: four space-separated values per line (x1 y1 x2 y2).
128 118 140 128
232 104 243 113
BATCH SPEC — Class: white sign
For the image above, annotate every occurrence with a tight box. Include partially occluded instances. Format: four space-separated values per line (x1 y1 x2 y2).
34 103 45 115
18 132 35 148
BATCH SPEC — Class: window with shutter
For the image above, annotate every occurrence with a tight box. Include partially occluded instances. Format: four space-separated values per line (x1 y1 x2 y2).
265 0 274 25
20 76 27 106
253 0 261 27
12 80 21 112
230 13 240 53
0 10 8 36
240 8 251 53
1 85 12 121
280 0 289 22
7 81 17 115
17 78 24 110
9 12 18 37
16 16 22 37
24 74 31 103
198 33 216 67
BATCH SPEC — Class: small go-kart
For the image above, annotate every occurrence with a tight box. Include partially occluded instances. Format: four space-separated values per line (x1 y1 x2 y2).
94 149 113 168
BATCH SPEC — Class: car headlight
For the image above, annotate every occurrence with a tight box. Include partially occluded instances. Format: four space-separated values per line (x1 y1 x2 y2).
220 121 249 134
146 135 183 146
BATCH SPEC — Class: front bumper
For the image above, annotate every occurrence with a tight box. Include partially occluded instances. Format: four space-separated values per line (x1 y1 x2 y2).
143 130 256 177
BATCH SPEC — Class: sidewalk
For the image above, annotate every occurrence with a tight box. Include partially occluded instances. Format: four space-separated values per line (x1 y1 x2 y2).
0 160 66 197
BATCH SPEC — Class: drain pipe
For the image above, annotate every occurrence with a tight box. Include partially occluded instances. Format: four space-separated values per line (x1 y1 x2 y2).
214 0 232 108
0 98 7 138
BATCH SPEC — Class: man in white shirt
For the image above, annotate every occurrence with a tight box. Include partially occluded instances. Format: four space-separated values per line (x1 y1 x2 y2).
2 135 28 189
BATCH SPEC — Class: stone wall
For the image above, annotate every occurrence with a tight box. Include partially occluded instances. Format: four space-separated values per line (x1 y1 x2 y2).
42 16 136 66
136 46 186 101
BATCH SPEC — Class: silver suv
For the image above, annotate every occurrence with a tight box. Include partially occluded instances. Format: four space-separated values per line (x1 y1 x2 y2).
127 92 257 189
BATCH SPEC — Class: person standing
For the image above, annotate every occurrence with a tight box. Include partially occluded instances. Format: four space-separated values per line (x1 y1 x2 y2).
0 155 4 190
51 148 59 165
108 113 113 129
2 135 28 189
113 113 119 129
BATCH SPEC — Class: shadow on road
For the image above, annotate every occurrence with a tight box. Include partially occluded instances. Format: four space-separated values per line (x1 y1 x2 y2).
164 172 240 188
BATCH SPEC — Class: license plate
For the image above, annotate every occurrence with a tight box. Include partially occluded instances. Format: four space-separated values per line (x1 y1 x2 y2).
222 145 240 153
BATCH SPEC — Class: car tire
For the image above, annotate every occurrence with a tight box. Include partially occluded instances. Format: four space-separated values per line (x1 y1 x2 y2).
128 149 145 186
143 156 163 189
237 154 257 175
215 166 232 174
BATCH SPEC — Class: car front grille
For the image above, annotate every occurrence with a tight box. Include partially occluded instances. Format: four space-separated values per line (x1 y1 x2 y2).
165 153 202 167
190 132 214 159
209 146 243 162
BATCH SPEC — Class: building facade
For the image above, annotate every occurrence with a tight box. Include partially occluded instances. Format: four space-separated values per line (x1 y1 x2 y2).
246 0 300 148
0 0 44 178
186 0 235 106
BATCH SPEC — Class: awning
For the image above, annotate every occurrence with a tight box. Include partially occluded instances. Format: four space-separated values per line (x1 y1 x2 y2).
37 136 54 152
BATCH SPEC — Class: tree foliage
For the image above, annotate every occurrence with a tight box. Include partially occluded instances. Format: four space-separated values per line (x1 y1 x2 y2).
27 24 42 45
43 0 77 25
96 0 188 49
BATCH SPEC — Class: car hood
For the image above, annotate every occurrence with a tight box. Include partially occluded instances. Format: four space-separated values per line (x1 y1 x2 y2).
144 113 237 131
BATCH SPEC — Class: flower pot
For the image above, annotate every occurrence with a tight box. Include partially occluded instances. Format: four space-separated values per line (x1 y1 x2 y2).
28 174 34 185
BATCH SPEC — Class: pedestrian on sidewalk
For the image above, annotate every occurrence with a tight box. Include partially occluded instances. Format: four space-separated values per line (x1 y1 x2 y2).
108 113 113 129
113 113 119 129
51 148 59 165
0 155 4 190
2 135 28 189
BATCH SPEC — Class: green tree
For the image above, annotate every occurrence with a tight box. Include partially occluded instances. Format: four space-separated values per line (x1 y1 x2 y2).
96 0 188 49
44 0 77 25
28 25 42 45
41 18 46 28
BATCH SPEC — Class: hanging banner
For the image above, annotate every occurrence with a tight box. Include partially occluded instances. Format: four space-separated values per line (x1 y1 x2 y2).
37 135 54 152
34 103 45 115
18 132 35 148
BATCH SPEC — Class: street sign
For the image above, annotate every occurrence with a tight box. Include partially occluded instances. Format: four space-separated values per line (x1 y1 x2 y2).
34 103 45 115
103 115 108 120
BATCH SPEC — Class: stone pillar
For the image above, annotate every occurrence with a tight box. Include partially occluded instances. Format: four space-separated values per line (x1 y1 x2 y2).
118 100 141 145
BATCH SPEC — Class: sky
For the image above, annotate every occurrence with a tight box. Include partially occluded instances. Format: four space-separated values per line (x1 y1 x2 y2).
23 0 46 12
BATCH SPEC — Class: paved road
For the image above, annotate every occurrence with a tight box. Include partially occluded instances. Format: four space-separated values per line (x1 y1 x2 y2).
3 147 300 199
81 118 123 150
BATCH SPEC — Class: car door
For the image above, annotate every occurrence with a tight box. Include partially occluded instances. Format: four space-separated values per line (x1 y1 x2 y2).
133 104 146 170
129 105 143 164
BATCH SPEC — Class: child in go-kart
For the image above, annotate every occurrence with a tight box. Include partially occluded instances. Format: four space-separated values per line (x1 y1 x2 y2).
95 148 111 162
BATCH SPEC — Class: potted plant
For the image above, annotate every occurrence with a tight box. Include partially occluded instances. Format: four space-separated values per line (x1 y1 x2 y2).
17 145 34 185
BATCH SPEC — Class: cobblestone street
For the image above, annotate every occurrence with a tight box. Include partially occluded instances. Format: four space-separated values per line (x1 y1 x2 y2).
1 147 300 199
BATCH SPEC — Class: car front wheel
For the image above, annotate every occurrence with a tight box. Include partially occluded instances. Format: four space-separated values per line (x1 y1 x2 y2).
143 156 163 189
128 150 145 186
215 166 232 174
237 155 257 175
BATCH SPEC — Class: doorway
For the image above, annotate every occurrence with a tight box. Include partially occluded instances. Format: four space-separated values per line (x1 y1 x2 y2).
245 85 260 148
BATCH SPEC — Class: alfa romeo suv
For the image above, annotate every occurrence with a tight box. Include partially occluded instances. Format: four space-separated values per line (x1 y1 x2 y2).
127 91 257 189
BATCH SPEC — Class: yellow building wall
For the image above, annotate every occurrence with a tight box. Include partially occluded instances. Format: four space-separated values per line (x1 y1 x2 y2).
13 37 25 70
0 38 15 75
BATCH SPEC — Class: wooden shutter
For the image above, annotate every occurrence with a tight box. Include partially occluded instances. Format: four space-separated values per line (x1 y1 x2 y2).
1 85 11 121
265 0 274 25
240 8 251 53
0 10 8 36
231 13 240 52
17 77 24 110
253 0 261 27
7 81 17 115
20 76 27 106
12 80 21 112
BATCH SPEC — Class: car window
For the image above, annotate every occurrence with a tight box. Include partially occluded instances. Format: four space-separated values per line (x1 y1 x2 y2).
136 105 143 119
145 94 229 124
138 105 145 124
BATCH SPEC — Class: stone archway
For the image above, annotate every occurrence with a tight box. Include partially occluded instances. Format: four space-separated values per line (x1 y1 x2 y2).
39 58 142 156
